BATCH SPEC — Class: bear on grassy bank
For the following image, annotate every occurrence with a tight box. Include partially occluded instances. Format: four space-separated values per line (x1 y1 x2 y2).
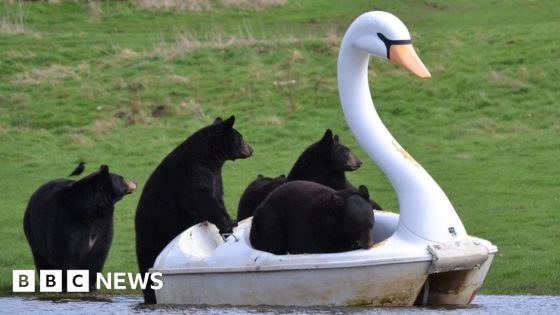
23 165 136 290
250 181 374 255
135 115 252 304
237 129 382 221
236 174 286 222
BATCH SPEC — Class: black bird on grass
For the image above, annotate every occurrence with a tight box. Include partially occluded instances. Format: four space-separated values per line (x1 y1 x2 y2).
69 161 86 177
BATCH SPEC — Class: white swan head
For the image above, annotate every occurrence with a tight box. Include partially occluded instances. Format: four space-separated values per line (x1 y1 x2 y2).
346 11 431 78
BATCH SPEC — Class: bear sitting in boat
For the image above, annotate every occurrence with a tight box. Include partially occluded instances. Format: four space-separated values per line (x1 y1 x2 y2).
237 129 382 222
250 181 374 254
237 174 286 221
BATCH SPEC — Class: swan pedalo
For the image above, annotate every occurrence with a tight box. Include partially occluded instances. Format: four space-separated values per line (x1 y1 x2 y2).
150 11 498 307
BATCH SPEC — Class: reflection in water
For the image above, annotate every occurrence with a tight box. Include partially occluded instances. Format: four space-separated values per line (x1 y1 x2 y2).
0 295 559 314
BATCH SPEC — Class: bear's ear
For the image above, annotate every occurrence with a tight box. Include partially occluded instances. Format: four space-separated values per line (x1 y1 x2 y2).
97 165 110 179
213 117 223 125
257 174 264 179
320 129 334 145
222 115 235 130
71 165 109 189
358 185 370 199
334 134 340 143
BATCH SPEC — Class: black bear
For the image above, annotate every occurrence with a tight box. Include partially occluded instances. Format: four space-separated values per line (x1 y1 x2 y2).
23 165 136 290
250 181 374 255
285 129 362 186
237 129 382 221
236 174 286 222
135 115 252 304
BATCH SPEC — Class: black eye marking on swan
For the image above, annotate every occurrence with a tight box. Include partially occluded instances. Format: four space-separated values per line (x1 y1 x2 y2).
377 33 412 59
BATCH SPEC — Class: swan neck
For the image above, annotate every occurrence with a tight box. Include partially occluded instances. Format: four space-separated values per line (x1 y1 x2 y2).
337 33 467 242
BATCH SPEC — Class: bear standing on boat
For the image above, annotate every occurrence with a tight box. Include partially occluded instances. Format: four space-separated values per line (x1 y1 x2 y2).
135 115 253 304
23 165 136 290
250 181 374 255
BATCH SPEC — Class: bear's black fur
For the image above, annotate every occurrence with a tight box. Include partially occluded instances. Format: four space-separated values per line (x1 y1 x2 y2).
237 129 381 221
236 174 286 222
23 165 136 290
135 115 252 304
250 181 374 255
285 129 362 187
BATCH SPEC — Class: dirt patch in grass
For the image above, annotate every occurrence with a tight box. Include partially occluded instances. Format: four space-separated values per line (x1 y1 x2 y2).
134 0 212 12
489 69 528 90
151 31 299 59
13 64 90 85
87 0 103 17
0 15 25 34
3 49 35 58
116 48 140 60
167 75 192 84
256 115 284 126
180 99 208 120
134 0 286 12
91 118 120 134
1 0 27 34
220 0 286 11
114 100 153 126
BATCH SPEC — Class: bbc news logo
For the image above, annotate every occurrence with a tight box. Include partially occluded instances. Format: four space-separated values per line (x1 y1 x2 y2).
13 270 163 293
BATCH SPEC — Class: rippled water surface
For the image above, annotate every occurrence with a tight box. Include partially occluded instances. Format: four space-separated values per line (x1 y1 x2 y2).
1 295 559 314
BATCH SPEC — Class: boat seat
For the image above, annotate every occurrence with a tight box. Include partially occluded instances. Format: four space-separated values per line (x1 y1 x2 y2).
371 211 399 243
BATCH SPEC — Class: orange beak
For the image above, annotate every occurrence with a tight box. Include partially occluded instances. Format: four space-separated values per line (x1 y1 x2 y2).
389 44 431 78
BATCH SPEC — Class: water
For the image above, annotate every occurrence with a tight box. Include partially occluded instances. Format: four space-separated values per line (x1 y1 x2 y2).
1 295 559 314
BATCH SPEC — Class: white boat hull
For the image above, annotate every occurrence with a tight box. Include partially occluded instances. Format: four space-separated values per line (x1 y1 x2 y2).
155 259 430 306
151 213 497 306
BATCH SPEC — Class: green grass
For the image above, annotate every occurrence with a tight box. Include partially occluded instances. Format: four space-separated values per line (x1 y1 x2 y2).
1 0 559 297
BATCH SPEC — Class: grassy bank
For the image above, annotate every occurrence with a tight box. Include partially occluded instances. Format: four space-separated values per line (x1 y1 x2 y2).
1 0 559 296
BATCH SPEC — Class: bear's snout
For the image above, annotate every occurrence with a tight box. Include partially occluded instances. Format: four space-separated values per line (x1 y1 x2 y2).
126 180 137 193
241 143 253 158
345 152 362 171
